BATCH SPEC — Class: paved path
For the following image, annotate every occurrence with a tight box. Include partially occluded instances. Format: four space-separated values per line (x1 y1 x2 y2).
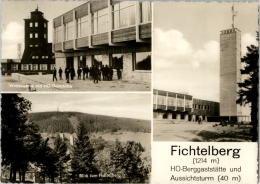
153 120 251 142
1 75 150 92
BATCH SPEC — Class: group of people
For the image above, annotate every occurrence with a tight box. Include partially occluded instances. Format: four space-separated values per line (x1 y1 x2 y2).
52 65 122 84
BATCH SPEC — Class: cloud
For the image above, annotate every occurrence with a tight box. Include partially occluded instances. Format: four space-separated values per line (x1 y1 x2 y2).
154 28 219 69
154 28 220 101
241 33 258 56
1 22 24 59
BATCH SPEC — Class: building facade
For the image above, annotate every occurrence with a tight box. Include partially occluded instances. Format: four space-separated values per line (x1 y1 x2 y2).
21 7 55 74
220 28 242 117
53 0 151 81
153 89 220 122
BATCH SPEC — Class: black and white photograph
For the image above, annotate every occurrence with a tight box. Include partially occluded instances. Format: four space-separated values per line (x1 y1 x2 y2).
153 2 258 142
1 93 151 183
1 1 151 92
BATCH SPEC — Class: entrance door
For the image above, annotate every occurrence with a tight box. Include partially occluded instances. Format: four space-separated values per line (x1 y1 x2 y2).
66 57 74 69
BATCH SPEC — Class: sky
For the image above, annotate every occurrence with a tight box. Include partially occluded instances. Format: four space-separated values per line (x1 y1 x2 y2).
1 0 83 59
21 93 151 120
153 2 258 102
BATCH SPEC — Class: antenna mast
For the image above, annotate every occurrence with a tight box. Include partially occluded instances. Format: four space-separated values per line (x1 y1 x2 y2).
231 4 237 29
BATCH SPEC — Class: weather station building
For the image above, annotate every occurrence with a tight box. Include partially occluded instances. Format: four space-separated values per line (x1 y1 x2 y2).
153 89 220 122
1 7 55 75
219 6 250 122
53 0 151 81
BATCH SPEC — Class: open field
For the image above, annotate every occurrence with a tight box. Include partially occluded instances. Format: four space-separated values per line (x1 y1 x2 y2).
154 120 252 142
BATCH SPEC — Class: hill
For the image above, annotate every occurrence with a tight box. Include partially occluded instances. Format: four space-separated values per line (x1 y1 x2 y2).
28 111 150 133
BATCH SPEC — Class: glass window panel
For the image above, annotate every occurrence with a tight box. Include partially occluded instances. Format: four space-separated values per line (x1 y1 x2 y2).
168 97 176 106
135 52 151 70
112 54 123 69
157 95 166 105
93 55 103 66
177 98 184 107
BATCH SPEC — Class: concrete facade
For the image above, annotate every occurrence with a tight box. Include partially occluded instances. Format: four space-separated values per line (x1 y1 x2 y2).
153 89 220 122
220 28 242 116
53 1 151 82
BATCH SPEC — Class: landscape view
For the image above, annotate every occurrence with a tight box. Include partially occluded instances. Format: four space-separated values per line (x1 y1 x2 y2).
1 94 151 183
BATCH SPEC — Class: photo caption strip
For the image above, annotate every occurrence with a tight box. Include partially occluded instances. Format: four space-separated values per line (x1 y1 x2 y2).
152 142 257 183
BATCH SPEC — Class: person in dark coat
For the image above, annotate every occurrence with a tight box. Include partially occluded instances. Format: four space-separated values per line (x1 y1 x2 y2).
93 66 99 84
82 66 86 80
58 67 63 80
53 67 57 82
65 67 70 83
77 67 82 80
109 67 113 81
116 68 122 80
71 68 75 80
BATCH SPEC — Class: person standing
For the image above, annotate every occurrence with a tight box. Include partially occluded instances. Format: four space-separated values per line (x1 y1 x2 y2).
116 68 121 80
77 67 82 80
53 67 57 82
58 67 63 80
65 67 70 83
82 66 86 80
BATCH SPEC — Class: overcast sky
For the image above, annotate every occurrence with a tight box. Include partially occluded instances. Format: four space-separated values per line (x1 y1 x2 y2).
21 93 151 120
1 0 83 59
153 2 258 102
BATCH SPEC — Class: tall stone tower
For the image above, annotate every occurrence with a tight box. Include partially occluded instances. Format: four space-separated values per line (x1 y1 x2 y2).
219 27 242 117
21 7 54 72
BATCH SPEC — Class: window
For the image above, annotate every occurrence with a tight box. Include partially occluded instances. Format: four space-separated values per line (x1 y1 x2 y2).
35 45 38 47
22 64 28 71
11 64 18 71
46 56 48 59
42 56 45 59
93 55 103 66
65 21 73 41
135 52 151 70
141 2 152 23
32 56 35 59
51 64 56 70
35 33 38 38
113 1 136 29
92 8 108 34
35 22 38 27
35 56 39 59
44 34 47 39
167 97 176 106
55 26 63 43
30 33 33 38
40 64 47 71
29 45 33 47
157 95 166 105
112 54 123 69
44 23 47 28
77 15 88 38
32 64 38 71
185 99 192 108
177 98 184 107
30 22 33 27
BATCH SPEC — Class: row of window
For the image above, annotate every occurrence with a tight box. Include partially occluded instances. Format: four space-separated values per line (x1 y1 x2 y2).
76 52 151 71
193 104 210 110
29 33 47 39
21 64 55 71
55 1 151 42
155 95 193 109
32 56 49 59
29 22 47 28
30 45 38 47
